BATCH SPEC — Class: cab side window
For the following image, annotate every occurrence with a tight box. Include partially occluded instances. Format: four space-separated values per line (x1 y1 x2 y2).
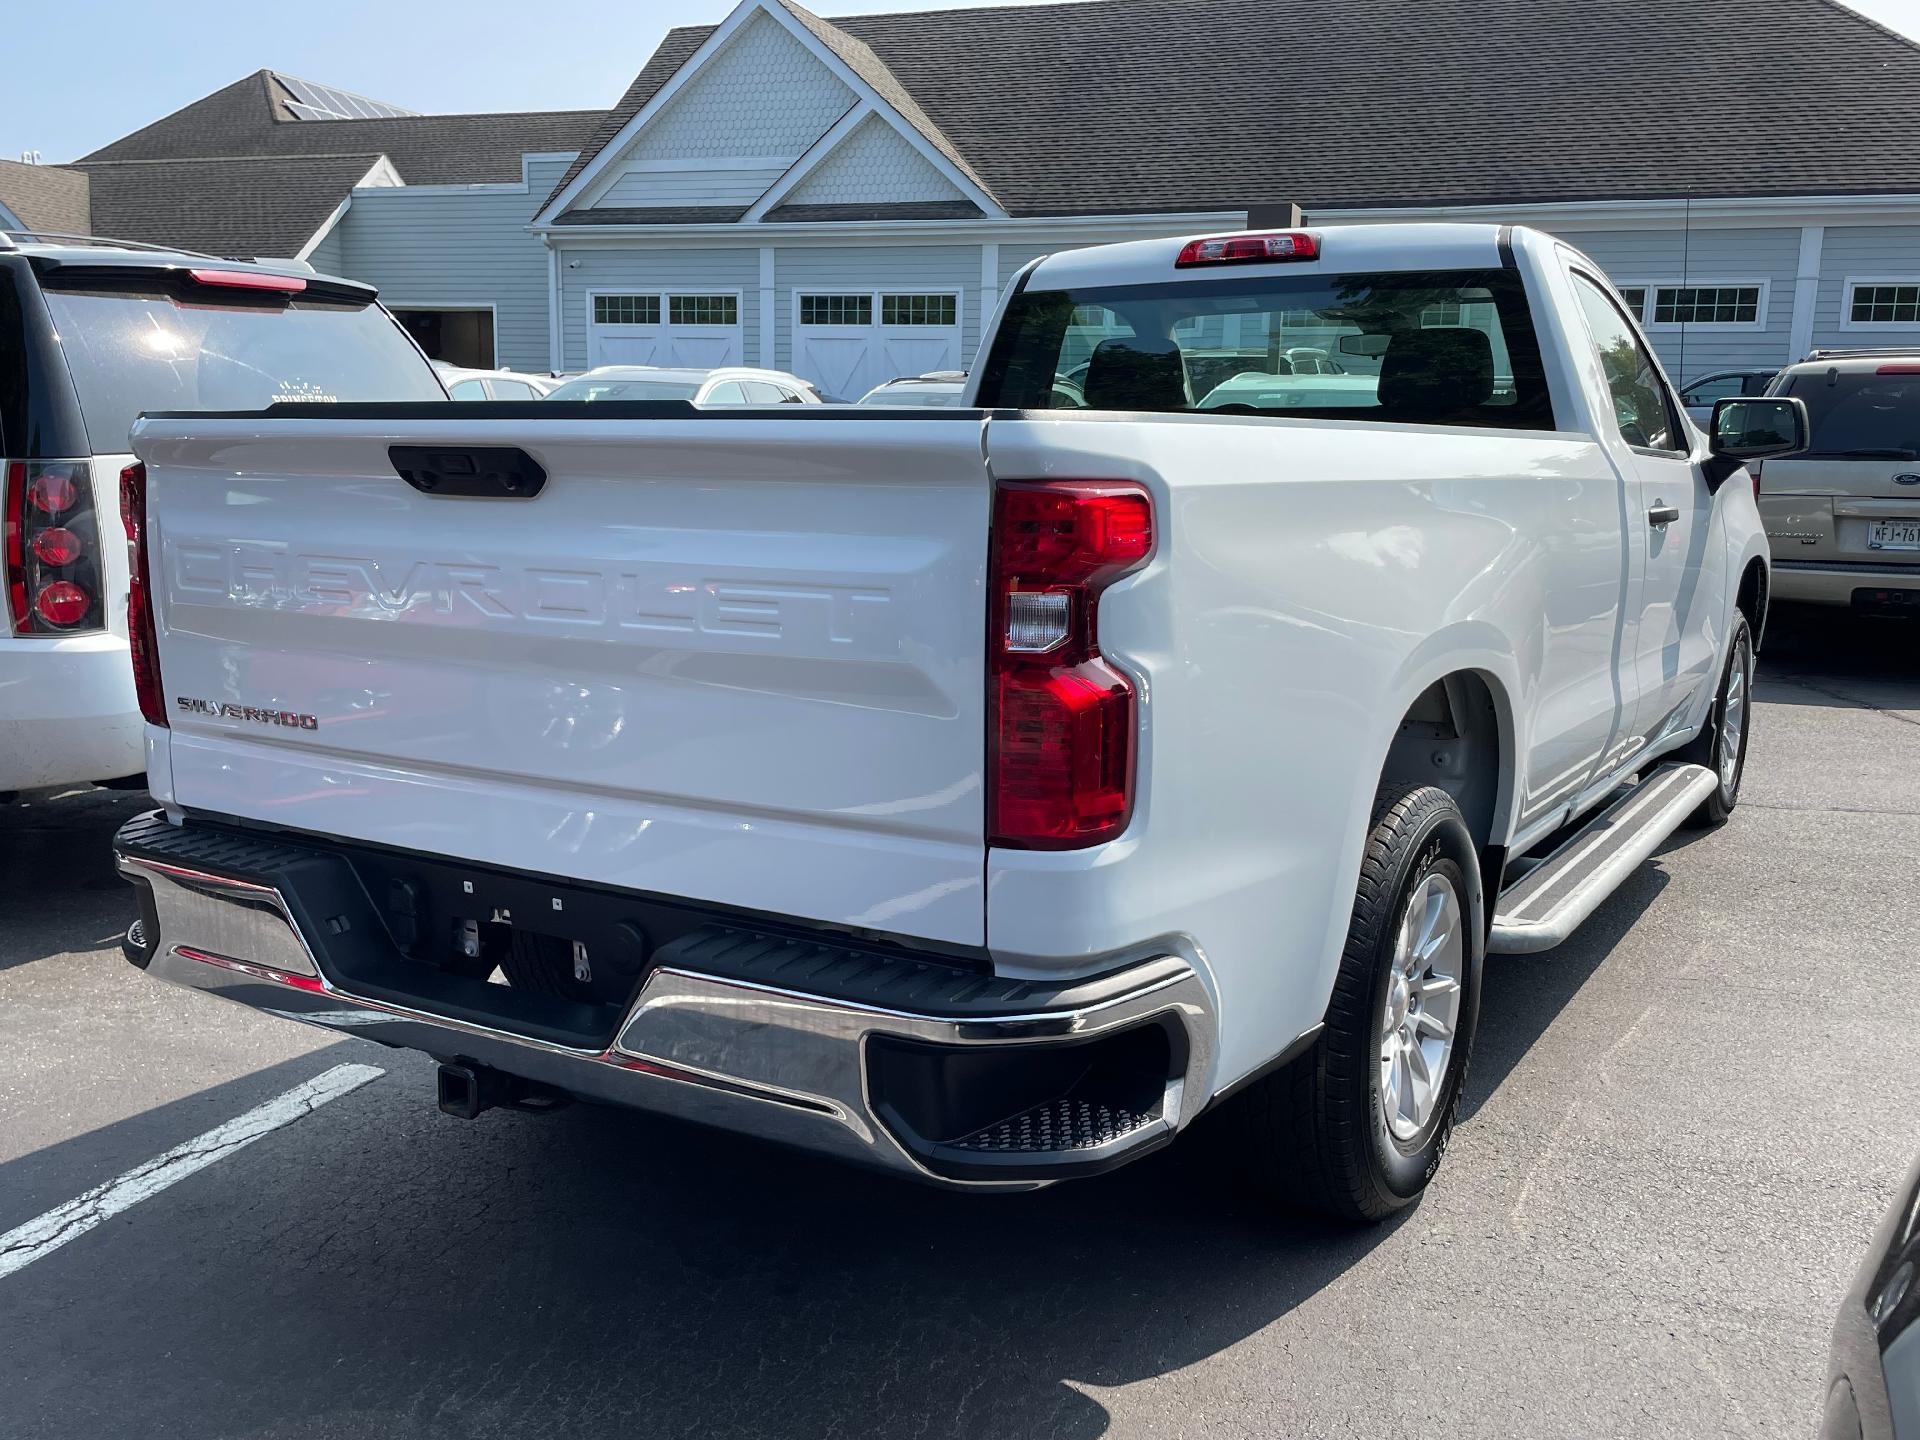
1571 274 1683 453
1681 374 1745 408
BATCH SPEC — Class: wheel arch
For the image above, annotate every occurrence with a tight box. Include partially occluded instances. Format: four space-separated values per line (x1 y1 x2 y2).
1736 555 1769 651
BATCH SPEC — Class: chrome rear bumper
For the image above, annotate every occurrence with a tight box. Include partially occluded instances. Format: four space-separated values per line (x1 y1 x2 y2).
116 816 1214 1190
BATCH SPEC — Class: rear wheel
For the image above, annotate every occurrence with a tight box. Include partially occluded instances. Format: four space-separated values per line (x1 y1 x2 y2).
1681 614 1753 829
1237 783 1483 1223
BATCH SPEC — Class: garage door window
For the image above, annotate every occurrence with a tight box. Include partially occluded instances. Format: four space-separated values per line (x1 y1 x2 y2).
669 295 738 326
882 294 957 326
593 295 660 325
800 294 872 325
1847 283 1920 325
1651 285 1763 327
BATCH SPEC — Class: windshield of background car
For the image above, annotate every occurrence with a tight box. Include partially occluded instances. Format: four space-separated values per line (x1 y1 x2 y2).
1780 369 1920 459
975 267 1554 429
40 285 445 450
545 378 701 402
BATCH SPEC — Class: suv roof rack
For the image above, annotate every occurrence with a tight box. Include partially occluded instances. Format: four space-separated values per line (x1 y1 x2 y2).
1 230 229 260
1803 347 1920 362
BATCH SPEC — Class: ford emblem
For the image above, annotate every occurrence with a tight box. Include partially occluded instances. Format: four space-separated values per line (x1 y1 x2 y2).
1899 473 1920 486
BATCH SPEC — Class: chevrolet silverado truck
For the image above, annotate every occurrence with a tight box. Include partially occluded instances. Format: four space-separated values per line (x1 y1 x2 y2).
113 224 1808 1221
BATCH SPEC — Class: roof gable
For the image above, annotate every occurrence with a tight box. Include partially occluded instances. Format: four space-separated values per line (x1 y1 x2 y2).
537 0 1002 223
778 113 967 207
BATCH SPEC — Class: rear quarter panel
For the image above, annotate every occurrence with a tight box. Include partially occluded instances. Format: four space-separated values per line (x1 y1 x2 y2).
984 413 1615 1089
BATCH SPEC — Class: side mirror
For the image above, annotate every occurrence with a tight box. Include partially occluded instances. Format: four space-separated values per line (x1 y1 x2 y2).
1704 395 1808 490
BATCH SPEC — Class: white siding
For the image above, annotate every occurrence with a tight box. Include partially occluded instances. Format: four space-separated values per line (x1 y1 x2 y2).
1551 226 1800 380
783 115 966 206
1811 224 1920 353
774 244 982 366
595 165 789 209
577 10 853 218
558 247 761 372
333 157 573 373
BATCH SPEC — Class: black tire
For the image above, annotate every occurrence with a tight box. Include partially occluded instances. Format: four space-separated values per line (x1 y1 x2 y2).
1679 614 1754 829
1237 783 1484 1223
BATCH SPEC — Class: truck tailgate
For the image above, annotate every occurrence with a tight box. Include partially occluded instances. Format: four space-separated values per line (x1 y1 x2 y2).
134 414 992 947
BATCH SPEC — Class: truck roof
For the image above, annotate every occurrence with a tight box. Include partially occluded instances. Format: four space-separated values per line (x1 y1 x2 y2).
1025 222 1520 291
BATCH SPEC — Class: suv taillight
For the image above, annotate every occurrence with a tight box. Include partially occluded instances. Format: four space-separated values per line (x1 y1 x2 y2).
5 460 106 636
988 480 1154 849
119 463 167 727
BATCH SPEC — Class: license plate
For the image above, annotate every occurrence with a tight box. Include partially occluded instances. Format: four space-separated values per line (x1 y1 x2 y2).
1868 519 1920 551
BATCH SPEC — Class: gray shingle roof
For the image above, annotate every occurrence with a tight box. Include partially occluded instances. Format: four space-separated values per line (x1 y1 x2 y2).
547 0 1920 220
81 71 601 186
73 154 386 258
0 159 92 234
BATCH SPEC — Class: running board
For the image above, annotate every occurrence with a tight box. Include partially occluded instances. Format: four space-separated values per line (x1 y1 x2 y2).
1489 763 1718 955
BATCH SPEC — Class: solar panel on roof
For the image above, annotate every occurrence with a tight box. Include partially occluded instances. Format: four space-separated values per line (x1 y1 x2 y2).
277 74 416 121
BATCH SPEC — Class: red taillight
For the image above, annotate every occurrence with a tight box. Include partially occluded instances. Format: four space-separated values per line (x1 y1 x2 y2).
1749 459 1764 498
5 460 104 635
1176 231 1318 268
121 462 167 727
187 267 307 293
1877 363 1920 375
989 481 1154 849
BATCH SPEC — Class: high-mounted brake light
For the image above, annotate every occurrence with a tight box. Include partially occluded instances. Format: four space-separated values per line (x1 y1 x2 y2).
121 463 167 728
5 459 105 636
989 481 1154 849
1176 232 1319 268
187 267 307 293
1876 362 1920 375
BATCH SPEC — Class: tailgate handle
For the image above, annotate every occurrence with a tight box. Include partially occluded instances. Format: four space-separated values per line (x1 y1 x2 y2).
388 445 546 499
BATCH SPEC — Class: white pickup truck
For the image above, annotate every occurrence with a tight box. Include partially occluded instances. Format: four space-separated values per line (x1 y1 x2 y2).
114 224 1808 1221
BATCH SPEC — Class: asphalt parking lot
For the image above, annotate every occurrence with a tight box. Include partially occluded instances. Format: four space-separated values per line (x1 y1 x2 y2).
4 608 1918 1440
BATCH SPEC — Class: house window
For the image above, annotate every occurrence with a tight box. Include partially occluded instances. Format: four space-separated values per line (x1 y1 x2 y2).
1421 302 1464 327
799 294 872 326
1652 285 1762 326
668 294 738 326
881 294 958 326
1615 286 1649 320
593 294 660 326
1848 283 1920 325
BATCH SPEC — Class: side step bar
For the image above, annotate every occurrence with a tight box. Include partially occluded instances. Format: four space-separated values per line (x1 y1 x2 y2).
1489 763 1718 955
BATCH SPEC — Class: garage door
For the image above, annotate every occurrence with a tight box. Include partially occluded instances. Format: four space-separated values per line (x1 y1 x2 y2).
588 293 743 368
793 292 963 401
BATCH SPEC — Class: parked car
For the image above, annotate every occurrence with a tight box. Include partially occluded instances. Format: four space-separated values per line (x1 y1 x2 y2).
114 222 1800 1221
1679 367 1779 427
0 231 445 800
546 366 820 406
1757 349 1920 613
439 367 558 401
1821 1147 1920 1439
858 371 968 406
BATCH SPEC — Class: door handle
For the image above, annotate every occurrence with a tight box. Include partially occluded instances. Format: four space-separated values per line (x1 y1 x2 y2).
1647 503 1681 527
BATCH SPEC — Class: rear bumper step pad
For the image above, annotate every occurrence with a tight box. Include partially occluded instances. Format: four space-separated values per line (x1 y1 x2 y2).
114 812 1214 1188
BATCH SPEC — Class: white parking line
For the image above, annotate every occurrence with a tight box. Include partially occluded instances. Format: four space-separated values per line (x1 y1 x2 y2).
0 1062 383 1282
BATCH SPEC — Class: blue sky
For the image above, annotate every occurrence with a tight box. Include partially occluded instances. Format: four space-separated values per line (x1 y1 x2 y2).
8 0 1919 164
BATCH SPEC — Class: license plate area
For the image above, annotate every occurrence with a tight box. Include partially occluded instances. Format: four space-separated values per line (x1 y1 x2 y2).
1868 519 1920 551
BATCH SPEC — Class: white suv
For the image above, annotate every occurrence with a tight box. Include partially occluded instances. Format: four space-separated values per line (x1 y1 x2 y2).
545 366 821 406
0 232 445 798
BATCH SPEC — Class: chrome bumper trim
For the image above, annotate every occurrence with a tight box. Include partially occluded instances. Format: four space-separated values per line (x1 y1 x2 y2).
116 849 1215 1190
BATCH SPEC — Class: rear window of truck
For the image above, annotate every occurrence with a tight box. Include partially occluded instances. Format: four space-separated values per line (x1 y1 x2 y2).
976 267 1554 430
39 281 445 452
1779 370 1920 460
